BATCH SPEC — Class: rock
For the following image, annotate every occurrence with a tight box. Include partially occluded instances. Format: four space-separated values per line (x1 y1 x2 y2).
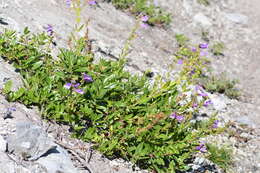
36 145 78 173
194 157 205 165
193 13 212 27
0 135 6 152
0 60 23 91
182 0 193 15
0 151 48 173
240 132 252 140
224 13 248 24
209 94 228 111
7 121 56 160
187 157 222 173
7 121 79 172
0 152 17 173
234 115 256 127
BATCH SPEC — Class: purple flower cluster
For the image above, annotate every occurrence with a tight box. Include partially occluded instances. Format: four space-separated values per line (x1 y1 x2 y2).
191 47 197 52
74 88 84 94
169 113 184 123
195 85 202 91
189 69 196 76
46 24 54 36
177 59 183 65
199 92 208 97
196 142 207 153
192 103 198 108
64 73 93 94
199 43 208 49
141 15 149 22
83 73 93 82
203 100 213 107
199 43 208 57
64 83 72 89
195 85 208 97
66 0 71 7
88 0 96 5
212 120 219 128
64 82 84 94
141 15 149 28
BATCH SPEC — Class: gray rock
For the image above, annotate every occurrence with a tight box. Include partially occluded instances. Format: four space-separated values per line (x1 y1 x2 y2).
209 94 228 111
7 121 56 160
194 157 206 165
182 0 193 15
0 151 48 173
36 145 78 173
193 13 212 27
6 121 79 172
224 13 248 24
0 135 7 152
0 152 17 173
0 59 23 91
234 116 256 127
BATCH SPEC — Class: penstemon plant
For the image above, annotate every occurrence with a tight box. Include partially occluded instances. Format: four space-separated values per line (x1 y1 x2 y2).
0 1 226 172
0 27 222 172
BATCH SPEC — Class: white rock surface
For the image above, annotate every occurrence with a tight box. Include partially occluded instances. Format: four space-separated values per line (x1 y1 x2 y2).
0 135 6 152
224 13 248 24
36 145 78 173
193 13 212 27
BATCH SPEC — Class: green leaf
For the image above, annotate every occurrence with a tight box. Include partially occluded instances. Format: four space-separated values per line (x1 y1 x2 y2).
23 27 30 35
12 87 25 100
3 80 13 94
32 61 43 70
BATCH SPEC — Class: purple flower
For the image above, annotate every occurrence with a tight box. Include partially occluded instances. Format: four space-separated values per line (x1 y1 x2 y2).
73 83 80 88
199 92 208 97
141 15 149 22
199 43 208 49
191 47 197 52
66 0 71 7
176 115 184 122
196 143 207 153
212 120 219 128
200 51 208 56
195 85 202 91
192 103 198 108
88 0 96 5
203 100 213 107
170 113 184 123
141 23 149 29
83 73 93 82
169 113 176 119
189 69 196 76
64 83 72 89
46 24 54 36
177 59 183 65
74 88 84 94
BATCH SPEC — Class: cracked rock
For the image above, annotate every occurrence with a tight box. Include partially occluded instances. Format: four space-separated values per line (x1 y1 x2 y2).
7 121 56 160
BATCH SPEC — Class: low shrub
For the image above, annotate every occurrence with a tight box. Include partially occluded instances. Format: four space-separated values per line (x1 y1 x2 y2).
198 73 240 99
105 0 171 26
1 28 220 172
206 143 233 171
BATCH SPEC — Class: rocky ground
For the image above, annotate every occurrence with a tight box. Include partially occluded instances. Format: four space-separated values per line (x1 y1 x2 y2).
0 0 260 172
